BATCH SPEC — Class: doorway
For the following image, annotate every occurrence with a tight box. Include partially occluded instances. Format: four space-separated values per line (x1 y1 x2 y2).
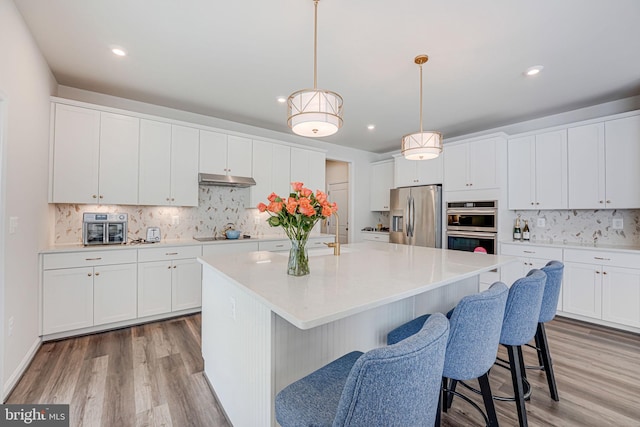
324 160 349 243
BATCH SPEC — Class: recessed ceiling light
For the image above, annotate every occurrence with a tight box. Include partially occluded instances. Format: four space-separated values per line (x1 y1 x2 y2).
367 124 376 130
276 97 287 103
111 47 127 57
524 65 544 76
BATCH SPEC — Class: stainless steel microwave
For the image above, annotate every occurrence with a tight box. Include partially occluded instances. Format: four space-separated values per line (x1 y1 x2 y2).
83 213 128 245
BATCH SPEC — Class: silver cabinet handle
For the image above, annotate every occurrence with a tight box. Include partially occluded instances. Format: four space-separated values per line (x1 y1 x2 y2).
523 250 536 254
85 257 102 261
594 256 611 261
166 252 178 256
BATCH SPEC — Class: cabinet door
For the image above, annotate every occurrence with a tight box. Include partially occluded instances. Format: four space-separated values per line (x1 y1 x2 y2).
534 130 567 209
43 267 94 334
443 143 468 191
563 262 602 319
602 266 640 327
227 135 253 177
93 263 137 326
500 257 529 287
605 115 640 208
172 258 203 311
567 123 605 209
139 119 172 205
468 138 498 189
250 141 292 207
199 130 228 174
51 104 100 204
138 261 173 317
99 112 140 205
272 144 292 199
291 148 326 191
171 125 200 206
508 136 535 209
394 156 417 187
415 155 443 185
370 161 394 211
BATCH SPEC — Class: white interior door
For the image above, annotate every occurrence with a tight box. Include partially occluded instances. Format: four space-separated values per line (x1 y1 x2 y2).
327 182 348 244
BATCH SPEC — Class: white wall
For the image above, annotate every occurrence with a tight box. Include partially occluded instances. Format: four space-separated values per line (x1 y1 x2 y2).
56 86 380 243
0 0 57 400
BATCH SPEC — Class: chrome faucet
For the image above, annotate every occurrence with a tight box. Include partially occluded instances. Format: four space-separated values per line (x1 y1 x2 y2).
324 212 340 255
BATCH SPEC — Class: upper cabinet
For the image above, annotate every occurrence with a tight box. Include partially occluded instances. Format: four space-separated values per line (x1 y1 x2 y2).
50 104 139 205
394 154 443 188
370 160 394 211
250 140 291 207
508 129 567 210
290 147 326 192
139 120 199 207
444 137 503 191
199 130 252 177
567 115 640 209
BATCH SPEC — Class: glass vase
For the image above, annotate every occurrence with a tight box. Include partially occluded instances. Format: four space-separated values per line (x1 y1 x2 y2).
287 239 310 276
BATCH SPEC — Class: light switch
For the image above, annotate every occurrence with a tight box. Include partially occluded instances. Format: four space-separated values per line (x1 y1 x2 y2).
536 218 546 228
9 217 18 234
171 215 180 225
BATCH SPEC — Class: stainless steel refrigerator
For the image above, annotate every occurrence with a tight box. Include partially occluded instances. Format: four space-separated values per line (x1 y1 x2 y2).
390 185 442 247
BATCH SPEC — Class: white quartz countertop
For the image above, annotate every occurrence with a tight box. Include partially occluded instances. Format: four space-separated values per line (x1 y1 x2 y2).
198 242 515 330
40 234 334 254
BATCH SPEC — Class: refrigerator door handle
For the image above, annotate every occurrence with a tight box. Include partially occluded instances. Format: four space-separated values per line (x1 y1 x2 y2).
410 196 416 237
405 196 411 237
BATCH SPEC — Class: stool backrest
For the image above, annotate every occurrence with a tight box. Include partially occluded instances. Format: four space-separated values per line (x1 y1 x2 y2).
443 281 509 380
539 260 564 323
332 313 449 427
500 269 546 346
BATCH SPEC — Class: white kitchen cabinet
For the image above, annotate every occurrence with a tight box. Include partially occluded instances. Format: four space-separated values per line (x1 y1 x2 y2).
290 147 326 192
508 130 567 210
604 115 640 209
50 105 140 205
42 249 138 335
258 240 292 252
250 140 291 207
370 160 394 211
360 231 389 243
444 137 501 191
138 245 203 317
563 249 640 327
139 121 200 206
199 130 253 177
567 123 605 209
394 154 443 188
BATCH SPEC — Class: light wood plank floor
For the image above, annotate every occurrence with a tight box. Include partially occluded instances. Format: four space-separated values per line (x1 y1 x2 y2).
7 315 640 426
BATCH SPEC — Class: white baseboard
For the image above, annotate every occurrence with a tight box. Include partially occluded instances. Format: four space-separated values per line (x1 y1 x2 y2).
2 337 41 402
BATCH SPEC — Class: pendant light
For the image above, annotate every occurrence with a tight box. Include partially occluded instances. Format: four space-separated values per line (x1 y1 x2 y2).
401 55 443 160
287 0 343 138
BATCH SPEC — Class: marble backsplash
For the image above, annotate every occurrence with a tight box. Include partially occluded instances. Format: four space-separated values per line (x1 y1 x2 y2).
512 209 640 246
54 186 285 244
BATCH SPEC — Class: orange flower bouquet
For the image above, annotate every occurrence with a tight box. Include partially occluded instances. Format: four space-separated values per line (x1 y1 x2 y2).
258 182 338 276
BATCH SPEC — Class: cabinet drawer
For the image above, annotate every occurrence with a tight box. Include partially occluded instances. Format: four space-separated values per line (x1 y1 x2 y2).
138 245 202 262
308 237 335 247
500 243 562 260
564 248 640 268
361 232 389 242
258 240 292 252
43 249 137 270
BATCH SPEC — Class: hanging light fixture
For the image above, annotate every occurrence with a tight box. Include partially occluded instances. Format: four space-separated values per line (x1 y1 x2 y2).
287 0 343 137
401 55 443 160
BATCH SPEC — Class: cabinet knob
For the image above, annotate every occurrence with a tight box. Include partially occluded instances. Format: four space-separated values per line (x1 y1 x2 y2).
531 202 534 205
171 198 175 201
469 183 473 186
173 265 177 269
88 273 92 277
606 200 611 204
99 195 104 199
166 197 170 201
536 202 540 205
603 271 607 275
595 271 600 274
599 200 604 204
167 266 172 269
95 272 100 276
92 195 97 199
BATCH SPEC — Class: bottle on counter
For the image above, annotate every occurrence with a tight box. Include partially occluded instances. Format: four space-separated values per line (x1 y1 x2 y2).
522 220 530 241
513 218 522 241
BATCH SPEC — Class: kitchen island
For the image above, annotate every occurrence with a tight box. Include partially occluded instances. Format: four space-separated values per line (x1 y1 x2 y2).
198 242 515 427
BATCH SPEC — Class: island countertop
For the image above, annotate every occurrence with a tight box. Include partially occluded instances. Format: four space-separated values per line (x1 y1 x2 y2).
198 242 515 330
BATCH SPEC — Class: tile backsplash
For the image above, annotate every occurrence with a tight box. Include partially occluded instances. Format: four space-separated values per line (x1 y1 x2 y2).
512 209 640 246
54 186 285 244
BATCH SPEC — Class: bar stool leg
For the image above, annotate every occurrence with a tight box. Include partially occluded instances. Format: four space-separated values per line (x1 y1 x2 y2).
536 323 559 401
507 345 528 427
478 373 499 427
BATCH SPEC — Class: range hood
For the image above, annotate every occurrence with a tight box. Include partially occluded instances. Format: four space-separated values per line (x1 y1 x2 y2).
198 173 256 187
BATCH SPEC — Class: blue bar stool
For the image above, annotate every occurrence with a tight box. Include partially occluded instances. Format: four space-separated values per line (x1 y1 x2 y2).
387 282 509 427
275 313 449 427
526 260 564 401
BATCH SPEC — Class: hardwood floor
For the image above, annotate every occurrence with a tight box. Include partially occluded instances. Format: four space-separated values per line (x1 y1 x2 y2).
7 315 640 426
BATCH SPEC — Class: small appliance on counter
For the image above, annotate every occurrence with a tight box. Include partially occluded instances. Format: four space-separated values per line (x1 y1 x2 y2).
146 227 161 243
83 212 128 245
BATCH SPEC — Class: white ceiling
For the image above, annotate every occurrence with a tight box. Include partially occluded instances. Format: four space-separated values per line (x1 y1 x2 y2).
14 0 640 153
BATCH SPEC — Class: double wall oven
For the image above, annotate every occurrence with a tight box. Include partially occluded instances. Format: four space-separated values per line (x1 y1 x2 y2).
446 201 497 254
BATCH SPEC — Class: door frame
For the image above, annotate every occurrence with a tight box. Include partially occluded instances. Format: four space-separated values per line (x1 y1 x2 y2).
0 91 8 400
325 157 352 244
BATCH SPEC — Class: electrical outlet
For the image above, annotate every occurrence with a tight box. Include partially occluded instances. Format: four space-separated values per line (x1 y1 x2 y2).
229 297 236 320
612 218 623 230
254 216 260 225
537 218 546 228
171 215 180 225
8 316 14 337
9 217 18 234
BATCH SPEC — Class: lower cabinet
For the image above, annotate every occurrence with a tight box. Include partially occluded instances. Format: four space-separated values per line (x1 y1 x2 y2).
42 250 138 335
361 232 389 243
137 245 203 317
